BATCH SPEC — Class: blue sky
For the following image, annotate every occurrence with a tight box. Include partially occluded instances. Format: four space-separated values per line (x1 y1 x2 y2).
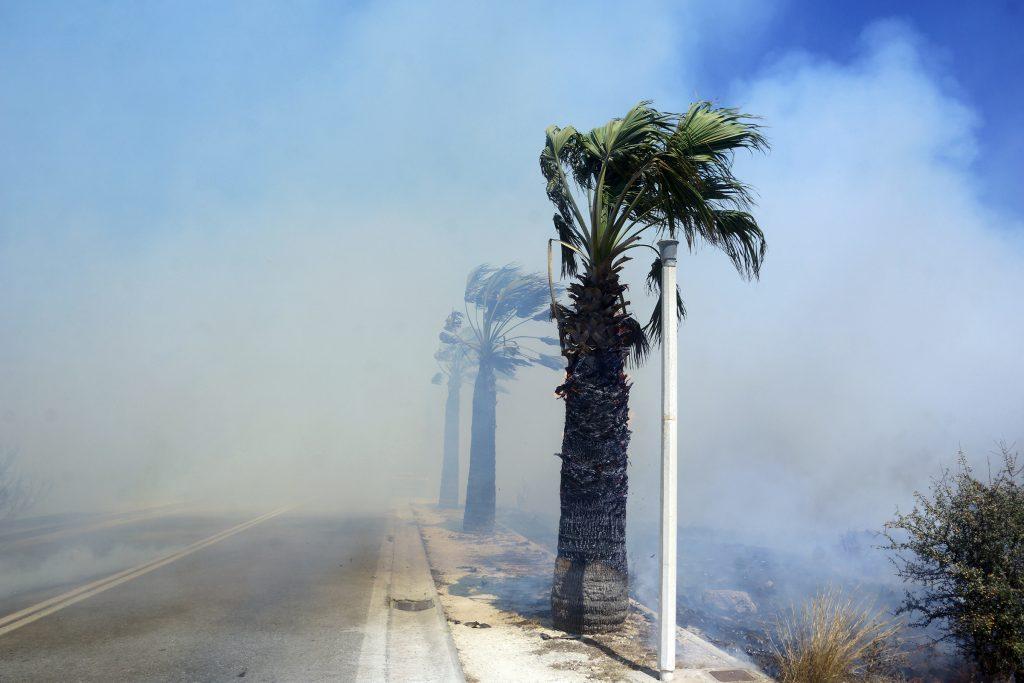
699 0 1024 215
0 1 1022 529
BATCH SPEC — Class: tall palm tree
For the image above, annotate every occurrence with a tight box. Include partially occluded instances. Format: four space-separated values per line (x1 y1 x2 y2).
540 101 768 632
448 265 562 533
432 311 470 509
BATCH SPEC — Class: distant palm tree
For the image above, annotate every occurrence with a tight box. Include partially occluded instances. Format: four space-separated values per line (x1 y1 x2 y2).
540 101 768 632
446 265 562 533
432 312 471 509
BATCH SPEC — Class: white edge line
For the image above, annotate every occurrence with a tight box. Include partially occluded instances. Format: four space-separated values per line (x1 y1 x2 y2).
354 516 394 682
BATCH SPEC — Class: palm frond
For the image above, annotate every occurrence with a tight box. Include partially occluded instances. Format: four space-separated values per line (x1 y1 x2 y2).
705 209 766 279
622 316 650 368
540 125 588 230
553 214 580 277
540 100 767 363
464 264 497 304
643 257 686 346
675 101 767 160
433 310 473 383
443 311 463 332
460 264 564 379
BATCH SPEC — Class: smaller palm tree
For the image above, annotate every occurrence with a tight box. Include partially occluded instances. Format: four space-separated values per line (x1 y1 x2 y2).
446 265 562 533
431 312 471 508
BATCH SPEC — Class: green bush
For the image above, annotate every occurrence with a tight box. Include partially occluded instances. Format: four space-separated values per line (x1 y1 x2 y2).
884 446 1024 681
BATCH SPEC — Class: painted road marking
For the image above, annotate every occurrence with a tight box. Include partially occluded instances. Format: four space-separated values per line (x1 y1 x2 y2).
355 519 394 681
0 503 191 549
0 503 184 542
0 507 290 638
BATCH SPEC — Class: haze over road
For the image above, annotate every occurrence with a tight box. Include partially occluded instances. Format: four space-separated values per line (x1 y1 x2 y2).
0 508 387 681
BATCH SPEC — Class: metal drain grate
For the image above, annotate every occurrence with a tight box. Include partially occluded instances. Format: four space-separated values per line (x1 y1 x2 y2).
392 597 433 611
708 670 755 682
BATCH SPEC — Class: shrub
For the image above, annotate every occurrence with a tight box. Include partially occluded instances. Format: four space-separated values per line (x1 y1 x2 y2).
883 446 1024 681
770 588 902 682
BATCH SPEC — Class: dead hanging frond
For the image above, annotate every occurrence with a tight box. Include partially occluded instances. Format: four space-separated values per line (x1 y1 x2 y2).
643 256 685 345
622 316 649 368
553 215 580 278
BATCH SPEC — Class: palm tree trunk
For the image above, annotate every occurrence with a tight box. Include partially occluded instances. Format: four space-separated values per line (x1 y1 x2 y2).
551 348 630 632
463 358 496 533
438 374 461 508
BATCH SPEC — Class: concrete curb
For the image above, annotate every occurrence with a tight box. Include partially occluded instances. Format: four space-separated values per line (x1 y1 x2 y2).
355 509 465 682
391 509 465 682
411 520 467 683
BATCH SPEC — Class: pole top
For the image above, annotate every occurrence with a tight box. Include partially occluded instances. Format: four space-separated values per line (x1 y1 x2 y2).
658 239 679 265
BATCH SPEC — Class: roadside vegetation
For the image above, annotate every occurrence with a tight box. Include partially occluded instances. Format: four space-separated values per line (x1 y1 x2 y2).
424 102 1022 683
432 311 471 509
440 265 562 534
769 588 903 683
539 100 768 632
883 445 1024 681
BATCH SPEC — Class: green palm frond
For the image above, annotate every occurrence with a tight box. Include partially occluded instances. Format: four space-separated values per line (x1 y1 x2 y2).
704 209 766 279
540 100 768 355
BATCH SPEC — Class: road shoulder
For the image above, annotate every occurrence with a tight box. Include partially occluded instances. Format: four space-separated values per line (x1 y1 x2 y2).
356 509 464 682
415 505 771 682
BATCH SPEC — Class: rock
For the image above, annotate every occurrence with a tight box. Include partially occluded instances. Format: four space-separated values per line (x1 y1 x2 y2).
701 589 758 615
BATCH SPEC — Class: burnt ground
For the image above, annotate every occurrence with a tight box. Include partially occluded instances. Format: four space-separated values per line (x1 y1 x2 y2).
499 509 973 682
420 505 765 682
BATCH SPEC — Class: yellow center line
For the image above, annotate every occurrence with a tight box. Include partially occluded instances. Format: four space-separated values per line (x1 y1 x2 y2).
0 507 291 638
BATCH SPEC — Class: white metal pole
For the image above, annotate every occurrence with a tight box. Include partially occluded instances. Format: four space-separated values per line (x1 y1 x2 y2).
658 239 679 681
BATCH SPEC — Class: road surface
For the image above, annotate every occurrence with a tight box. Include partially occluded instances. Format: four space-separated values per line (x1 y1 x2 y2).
0 508 389 681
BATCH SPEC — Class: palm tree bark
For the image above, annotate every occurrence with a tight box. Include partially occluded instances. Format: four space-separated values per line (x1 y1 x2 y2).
463 358 496 533
438 373 461 508
551 348 630 632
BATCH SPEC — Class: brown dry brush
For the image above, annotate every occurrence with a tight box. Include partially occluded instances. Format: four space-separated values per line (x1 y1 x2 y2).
769 588 904 683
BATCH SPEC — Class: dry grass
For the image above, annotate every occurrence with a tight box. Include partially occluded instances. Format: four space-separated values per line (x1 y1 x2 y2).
770 588 903 683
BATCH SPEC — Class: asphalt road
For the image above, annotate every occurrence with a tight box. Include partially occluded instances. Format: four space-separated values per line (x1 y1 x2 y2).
0 509 386 682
